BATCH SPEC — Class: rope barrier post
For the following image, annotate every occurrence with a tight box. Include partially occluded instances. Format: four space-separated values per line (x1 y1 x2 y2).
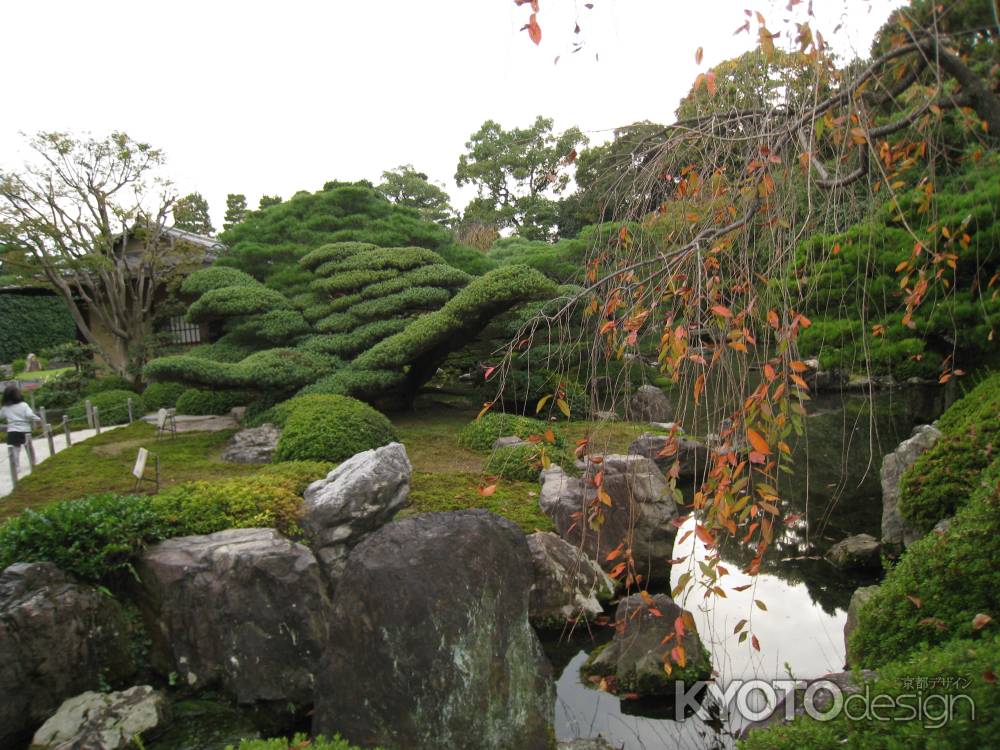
7 446 17 489
94 407 102 435
28 388 36 411
45 423 56 458
25 437 36 470
85 399 94 429
62 415 72 447
127 397 134 424
39 406 47 428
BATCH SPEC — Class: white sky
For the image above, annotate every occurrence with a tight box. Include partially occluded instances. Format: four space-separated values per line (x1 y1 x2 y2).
1 0 905 228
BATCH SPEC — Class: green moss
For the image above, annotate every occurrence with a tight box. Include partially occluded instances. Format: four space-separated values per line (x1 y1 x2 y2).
274 395 397 463
402 471 554 533
483 442 574 482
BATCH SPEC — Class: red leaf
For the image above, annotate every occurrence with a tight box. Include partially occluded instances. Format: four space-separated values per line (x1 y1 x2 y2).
694 524 716 546
973 613 993 631
484 365 497 381
751 634 761 651
526 13 542 44
479 483 497 497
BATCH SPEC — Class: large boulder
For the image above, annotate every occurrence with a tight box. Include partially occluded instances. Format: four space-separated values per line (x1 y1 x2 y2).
30 686 170 750
581 593 710 696
826 533 881 570
220 424 281 464
527 532 615 629
630 385 673 423
136 528 330 707
881 424 942 547
314 510 554 750
539 456 678 584
844 585 880 664
628 432 709 481
301 441 410 581
0 563 135 749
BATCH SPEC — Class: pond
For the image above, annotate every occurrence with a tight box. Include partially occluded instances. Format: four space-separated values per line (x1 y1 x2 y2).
548 385 948 749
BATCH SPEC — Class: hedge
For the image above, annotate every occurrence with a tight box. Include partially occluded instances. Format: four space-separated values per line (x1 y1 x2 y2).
67 390 145 426
274 395 398 463
0 293 77 363
187 285 291 323
142 381 187 410
175 388 250 416
180 267 259 296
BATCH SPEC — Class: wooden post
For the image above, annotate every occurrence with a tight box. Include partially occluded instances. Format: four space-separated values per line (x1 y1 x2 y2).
94 407 101 435
7 446 17 488
85 399 94 429
25 438 36 470
127 397 134 424
28 388 36 410
62 415 72 447
39 406 48 428
45 423 55 457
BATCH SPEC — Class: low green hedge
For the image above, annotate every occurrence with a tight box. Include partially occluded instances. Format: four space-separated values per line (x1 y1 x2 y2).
458 413 562 452
849 458 1000 668
740 634 1000 750
274 395 397 463
82 376 134 396
483 442 574 482
226 735 377 750
898 373 1000 532
175 388 249 416
142 382 187 411
68 390 144 426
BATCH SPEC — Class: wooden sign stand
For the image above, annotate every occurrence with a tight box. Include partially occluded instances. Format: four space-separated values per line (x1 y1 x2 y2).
155 408 177 441
132 447 160 492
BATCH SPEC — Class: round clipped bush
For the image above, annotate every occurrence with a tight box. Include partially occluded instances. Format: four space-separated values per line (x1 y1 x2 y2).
483 442 574 482
458 412 562 452
68 389 145 426
142 381 187 411
82 375 134 396
175 388 249 416
274 395 397 463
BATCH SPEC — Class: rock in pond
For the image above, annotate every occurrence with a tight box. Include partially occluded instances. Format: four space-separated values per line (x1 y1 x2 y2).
136 528 330 707
630 384 673 423
0 562 135 749
539 456 678 584
302 441 411 581
628 432 710 481
826 533 881 570
220 423 281 464
30 686 170 750
313 509 554 750
844 585 880 664
581 593 710 696
881 424 941 548
527 532 616 629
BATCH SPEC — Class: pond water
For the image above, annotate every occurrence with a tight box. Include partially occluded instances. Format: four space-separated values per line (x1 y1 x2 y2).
548 386 949 749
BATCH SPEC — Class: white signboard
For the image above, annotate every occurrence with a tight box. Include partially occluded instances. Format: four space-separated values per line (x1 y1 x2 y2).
133 447 149 480
156 408 169 429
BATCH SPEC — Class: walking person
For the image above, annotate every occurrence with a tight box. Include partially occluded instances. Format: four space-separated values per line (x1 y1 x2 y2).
1 385 39 474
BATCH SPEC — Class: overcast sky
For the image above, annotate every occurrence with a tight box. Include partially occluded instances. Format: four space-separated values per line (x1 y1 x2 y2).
1 0 904 229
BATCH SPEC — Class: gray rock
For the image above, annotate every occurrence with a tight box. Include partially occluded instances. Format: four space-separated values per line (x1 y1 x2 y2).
881 424 942 547
826 533 881 570
630 385 673 423
581 594 710 696
932 517 953 535
492 435 528 450
539 456 678 584
314 510 554 750
220 423 281 464
844 585 880 664
302 442 411 580
0 563 135 748
558 740 616 750
628 432 709 481
592 409 619 421
136 528 330 706
527 532 615 629
30 686 170 750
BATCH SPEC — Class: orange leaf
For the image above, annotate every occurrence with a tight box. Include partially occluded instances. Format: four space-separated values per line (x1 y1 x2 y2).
694 524 716 546
695 46 703 65
705 70 717 96
526 13 542 44
906 594 922 609
789 360 809 373
973 613 993 631
479 483 497 497
711 304 733 318
671 645 687 668
606 543 624 562
746 428 772 455
767 309 780 329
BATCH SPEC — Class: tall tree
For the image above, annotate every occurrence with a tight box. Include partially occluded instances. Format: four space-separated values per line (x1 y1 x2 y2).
0 131 205 377
223 193 248 230
378 165 454 225
173 192 214 235
258 194 282 210
455 116 587 241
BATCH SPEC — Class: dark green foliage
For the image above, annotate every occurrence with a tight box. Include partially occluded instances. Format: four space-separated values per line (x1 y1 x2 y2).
357 264 470 300
188 336 256 363
33 372 87 410
255 394 353 429
459 412 561 451
0 493 164 581
300 242 379 271
187 285 290 323
147 348 336 392
173 192 214 235
295 369 405 400
141 381 186 410
483 442 573 482
274 395 397 463
488 235 588 282
175 388 250 416
68 390 144 426
225 734 375 750
229 309 310 344
301 320 410 358
181 267 259 296
485 368 591 421
311 269 397 295
0 293 77 362
432 242 497 275
849 458 1000 668
82 376 135 396
740 634 1000 750
350 287 452 320
898 373 1000 532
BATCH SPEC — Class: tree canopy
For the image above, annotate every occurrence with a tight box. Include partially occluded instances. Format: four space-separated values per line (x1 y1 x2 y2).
378 165 454 225
173 192 214 235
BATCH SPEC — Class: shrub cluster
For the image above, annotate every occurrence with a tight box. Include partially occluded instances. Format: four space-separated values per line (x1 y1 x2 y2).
483 442 574 482
68 389 145 426
225 734 375 750
82 376 134 395
274 394 397 463
175 388 250 416
458 413 561 452
142 381 187 411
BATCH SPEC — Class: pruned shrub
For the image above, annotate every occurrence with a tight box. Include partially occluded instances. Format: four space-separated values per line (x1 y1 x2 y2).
483 442 573 482
274 395 397 463
175 388 249 416
187 285 290 323
181 266 260 296
459 413 561 452
142 381 187 411
82 375 135 396
226 734 375 750
68 389 145 426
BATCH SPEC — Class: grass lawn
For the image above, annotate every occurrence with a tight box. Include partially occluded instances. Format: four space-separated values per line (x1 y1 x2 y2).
15 366 73 383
